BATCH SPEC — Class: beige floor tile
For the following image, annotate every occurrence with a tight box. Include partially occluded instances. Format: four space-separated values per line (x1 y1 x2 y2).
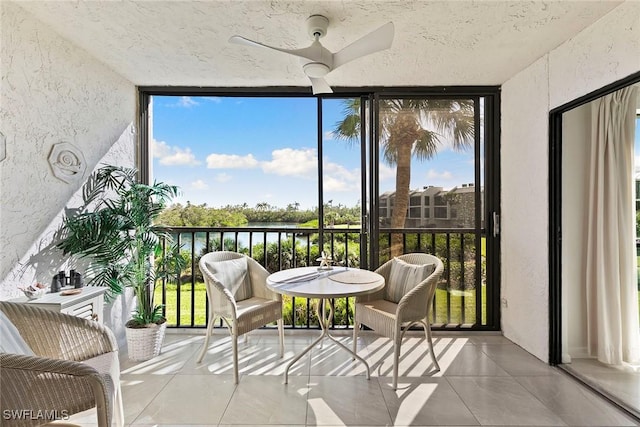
466 334 512 345
561 360 640 419
121 343 201 375
447 376 567 426
131 425 216 427
306 376 392 425
86 330 637 427
218 425 304 427
363 336 441 379
379 376 479 426
439 344 509 377
516 375 637 426
162 333 206 345
131 374 235 425
310 335 371 376
242 342 313 377
180 337 312 377
219 376 309 425
121 374 174 424
45 423 98 427
480 344 558 376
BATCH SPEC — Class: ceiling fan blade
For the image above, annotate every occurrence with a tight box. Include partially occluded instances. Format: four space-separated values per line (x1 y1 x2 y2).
309 77 333 95
229 35 320 62
333 22 394 68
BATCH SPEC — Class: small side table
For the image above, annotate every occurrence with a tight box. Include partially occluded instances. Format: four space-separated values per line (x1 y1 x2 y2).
266 267 385 384
10 286 107 323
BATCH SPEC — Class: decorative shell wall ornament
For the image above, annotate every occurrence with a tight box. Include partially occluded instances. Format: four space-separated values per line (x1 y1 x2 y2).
0 131 6 162
48 142 86 183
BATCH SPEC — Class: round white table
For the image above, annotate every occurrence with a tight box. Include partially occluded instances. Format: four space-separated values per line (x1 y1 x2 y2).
266 266 385 383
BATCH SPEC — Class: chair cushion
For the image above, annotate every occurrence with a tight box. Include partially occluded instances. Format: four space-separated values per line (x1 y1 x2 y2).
384 257 435 303
0 310 35 355
205 256 253 301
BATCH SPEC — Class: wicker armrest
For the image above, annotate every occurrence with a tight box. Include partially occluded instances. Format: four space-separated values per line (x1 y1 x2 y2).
0 302 117 361
0 352 101 377
0 352 113 426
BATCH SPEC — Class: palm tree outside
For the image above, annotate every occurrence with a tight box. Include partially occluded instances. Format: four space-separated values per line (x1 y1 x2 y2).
333 98 475 258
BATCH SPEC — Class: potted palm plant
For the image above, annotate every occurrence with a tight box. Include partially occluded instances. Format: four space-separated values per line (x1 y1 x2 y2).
56 165 185 361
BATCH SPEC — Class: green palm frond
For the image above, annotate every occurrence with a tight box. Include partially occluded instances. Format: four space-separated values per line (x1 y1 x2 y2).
56 165 183 324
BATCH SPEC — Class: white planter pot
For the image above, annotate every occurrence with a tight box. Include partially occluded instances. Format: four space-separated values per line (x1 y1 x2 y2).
125 322 167 361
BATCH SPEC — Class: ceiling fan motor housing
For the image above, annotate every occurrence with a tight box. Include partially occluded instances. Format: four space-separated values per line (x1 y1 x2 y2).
307 15 329 39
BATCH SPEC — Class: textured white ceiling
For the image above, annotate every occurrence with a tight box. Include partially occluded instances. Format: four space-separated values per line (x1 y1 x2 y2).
15 1 623 91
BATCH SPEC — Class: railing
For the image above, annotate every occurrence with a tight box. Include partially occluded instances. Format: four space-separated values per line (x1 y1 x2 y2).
157 226 486 330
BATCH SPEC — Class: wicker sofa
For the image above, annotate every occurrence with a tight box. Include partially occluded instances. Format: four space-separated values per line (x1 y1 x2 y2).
0 301 123 427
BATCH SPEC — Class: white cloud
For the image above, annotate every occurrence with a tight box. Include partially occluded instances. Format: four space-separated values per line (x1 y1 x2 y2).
151 139 201 166
206 153 259 169
261 148 317 177
427 169 454 181
204 96 222 104
215 173 232 183
191 179 209 190
177 96 199 107
323 175 351 192
324 131 335 141
152 139 171 158
378 163 396 181
323 162 360 192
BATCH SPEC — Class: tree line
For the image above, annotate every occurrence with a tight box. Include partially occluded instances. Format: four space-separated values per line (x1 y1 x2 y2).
157 201 361 227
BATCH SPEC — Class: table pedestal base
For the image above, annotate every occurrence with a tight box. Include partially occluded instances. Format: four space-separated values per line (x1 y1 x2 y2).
284 299 371 384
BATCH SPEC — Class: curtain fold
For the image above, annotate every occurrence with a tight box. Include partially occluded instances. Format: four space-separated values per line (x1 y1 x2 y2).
585 86 639 366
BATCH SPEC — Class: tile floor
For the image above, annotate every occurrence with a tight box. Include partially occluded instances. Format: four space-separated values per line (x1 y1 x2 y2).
561 358 640 420
54 330 639 427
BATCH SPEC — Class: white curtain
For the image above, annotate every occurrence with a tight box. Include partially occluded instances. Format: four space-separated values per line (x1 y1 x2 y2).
585 85 639 366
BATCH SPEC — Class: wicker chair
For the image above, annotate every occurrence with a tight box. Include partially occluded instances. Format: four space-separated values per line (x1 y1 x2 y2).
0 301 124 427
353 253 444 390
197 251 284 384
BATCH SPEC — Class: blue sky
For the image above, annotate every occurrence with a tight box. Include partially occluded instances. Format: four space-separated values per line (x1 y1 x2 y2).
151 95 477 209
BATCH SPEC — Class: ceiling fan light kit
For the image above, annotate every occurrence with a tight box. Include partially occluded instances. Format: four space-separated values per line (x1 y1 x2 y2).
229 15 394 95
303 62 330 78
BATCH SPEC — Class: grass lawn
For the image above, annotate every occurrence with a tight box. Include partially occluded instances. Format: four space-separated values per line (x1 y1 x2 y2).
156 283 208 326
157 281 488 327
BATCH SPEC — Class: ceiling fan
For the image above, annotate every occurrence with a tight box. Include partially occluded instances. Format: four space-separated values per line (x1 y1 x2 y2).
229 15 394 95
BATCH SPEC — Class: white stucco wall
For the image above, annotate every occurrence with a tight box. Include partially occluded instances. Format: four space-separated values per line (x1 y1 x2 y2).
501 0 640 362
0 2 136 299
549 1 640 110
561 103 591 361
501 56 550 361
